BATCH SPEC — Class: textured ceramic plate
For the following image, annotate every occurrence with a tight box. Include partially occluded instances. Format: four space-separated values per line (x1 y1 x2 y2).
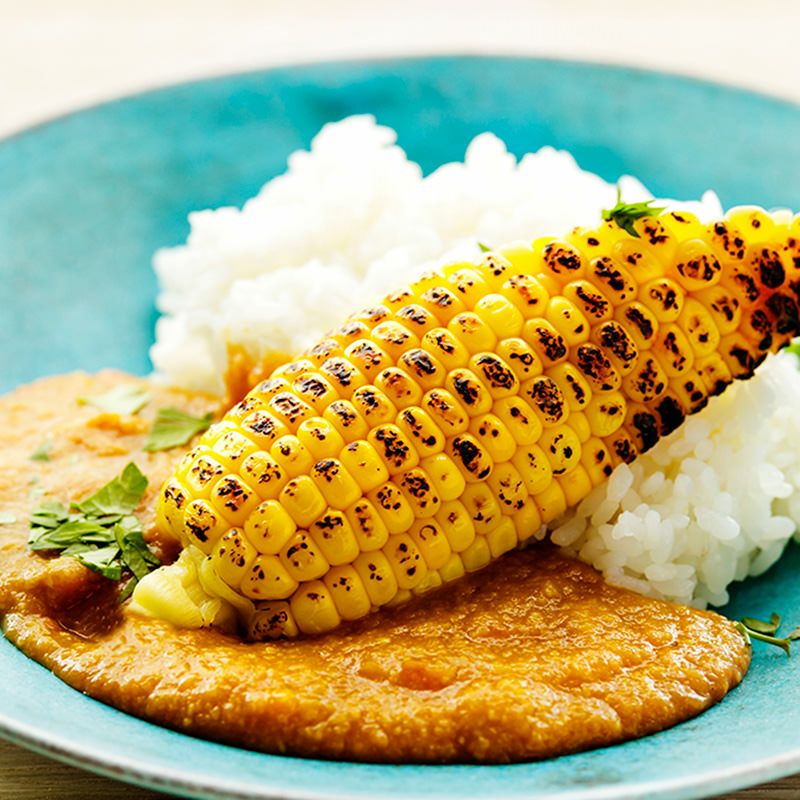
1 56 799 800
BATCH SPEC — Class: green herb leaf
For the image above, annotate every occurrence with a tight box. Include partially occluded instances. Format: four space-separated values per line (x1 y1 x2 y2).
742 613 781 636
143 408 214 452
0 512 16 525
788 626 800 641
601 188 666 238
477 241 492 253
78 384 150 416
30 441 52 462
116 527 160 581
75 545 123 581
73 462 148 517
736 614 792 656
787 339 800 359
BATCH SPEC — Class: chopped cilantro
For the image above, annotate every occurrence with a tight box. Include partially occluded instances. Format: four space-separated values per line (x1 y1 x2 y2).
78 384 150 416
143 408 213 452
28 462 158 597
601 188 665 238
30 441 52 462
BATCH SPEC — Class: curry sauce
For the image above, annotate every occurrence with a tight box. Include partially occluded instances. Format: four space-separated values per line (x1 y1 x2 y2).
0 372 750 763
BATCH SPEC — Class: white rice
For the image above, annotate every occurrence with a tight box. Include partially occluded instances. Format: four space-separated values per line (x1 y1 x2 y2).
151 115 800 608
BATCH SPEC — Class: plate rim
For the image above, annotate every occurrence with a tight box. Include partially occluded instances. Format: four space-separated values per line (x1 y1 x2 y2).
2 52 800 800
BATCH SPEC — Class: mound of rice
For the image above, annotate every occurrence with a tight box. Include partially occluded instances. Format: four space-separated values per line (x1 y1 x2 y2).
152 115 800 608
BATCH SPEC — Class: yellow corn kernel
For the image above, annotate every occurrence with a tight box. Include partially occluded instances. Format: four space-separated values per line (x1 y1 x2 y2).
370 320 419 359
319 356 368 398
640 277 685 323
652 324 695 377
181 498 226 553
460 481 502 535
210 528 257 586
563 280 613 323
242 409 289 450
705 219 746 262
248 602 298 640
511 443 553 495
421 327 470 370
487 517 518 558
183 453 225 497
351 385 397 428
210 430 258 470
447 311 498 354
477 252 514 289
398 467 442 518
241 554 299 601
660 210 707 240
244 499 297 554
540 425 582 477
625 403 660 453
413 569 444 596
345 498 389 552
473 293 525 339
292 373 339 412
309 459 362 510
469 353 520 398
548 363 592 411
679 298 721 358
574 343 622 392
605 426 640 466
309 509 360 566
498 241 538 274
588 256 637 304
580 437 615 486
420 453 466 502
279 531 330 582
487 462 528 514
399 348 447 391
727 205 779 238
492 396 543 445
290 581 341 635
545 296 591 345
469 413 516 462
324 566 372 621
670 370 709 414
296 417 345 460
250 376 291 402
534 478 568 523
374 367 423 409
209 474 260 527
445 368 493 416
305 338 343 367
695 352 732 397
383 534 428 590
331 320 371 347
591 320 640 376
615 302 658 350
540 239 587 282
344 339 391 379
695 285 741 337
611 239 663 283
497 338 543 382
447 433 494 483
435 500 476 552
568 410 591 443
410 270 446 295
522 375 570 426
438 552 466 583
278 476 327 527
622 355 669 404
268 391 315 431
740 308 775 351
719 332 761 378
323 399 369 441
351 304 392 327
394 303 437 335
339 440 390 493
270 435 314 478
583 391 627 437
352 550 398 606
513 497 543 541
670 239 722 292
559 464 593 507
522 319 569 367
418 285 467 323
500 273 550 317
408 519 452 570
396 406 445 458
423 388 469 435
460 534 492 572
447 267 490 308
368 481 416 534
368 423 419 475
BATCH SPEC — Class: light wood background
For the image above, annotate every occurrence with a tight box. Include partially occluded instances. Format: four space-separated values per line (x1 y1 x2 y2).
2 1 800 797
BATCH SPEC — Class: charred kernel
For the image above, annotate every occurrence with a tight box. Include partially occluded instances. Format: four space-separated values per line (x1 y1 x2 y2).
469 353 519 397
695 353 732 397
540 425 582 476
278 477 328 529
671 371 709 414
185 454 225 495
461 482 503 535
250 377 291 401
351 305 392 325
541 240 586 278
396 406 446 457
422 388 469 435
210 474 258 525
751 246 787 289
344 339 391 377
383 287 414 310
605 428 639 466
309 459 361 509
522 319 569 366
563 280 613 322
374 366 423 409
181 499 226 552
548 363 592 411
616 302 658 349
652 324 694 377
382 534 428 590
588 256 637 302
627 405 660 452
545 296 591 345
368 424 419 475
368 481 415 533
580 438 614 486
592 320 639 375
419 453 466 502
487 462 528 513
511 443 553 494
678 299 721 358
435 500 475 552
447 433 494 482
492 395 543 446
419 286 466 322
695 285 741 336
469 412 517 462
574 343 621 392
500 273 550 315
248 603 298 640
244 499 297 554
241 451 287 500
523 375 569 425
720 332 760 379
332 319 371 346
408 519 452 570
308 510 360 566
653 393 686 436
290 581 341 635
478 252 513 287
672 240 722 290
296 418 345 460
319 357 367 397
445 368 493 415
742 308 774 351
640 278 684 323
305 338 343 366
323 399 368 440
398 467 442 518
394 303 437 333
351 385 397 426
420 327 469 370
447 311 498 355
270 435 314 478
708 220 746 261
447 267 490 307
293 373 338 411
622 355 668 404
497 338 543 381
323 566 372 621
584 391 627 438
240 553 299 601
241 410 289 447
352 550 398 606
399 347 446 389
279 531 330 583
371 320 419 358
766 292 800 336
345 497 389 551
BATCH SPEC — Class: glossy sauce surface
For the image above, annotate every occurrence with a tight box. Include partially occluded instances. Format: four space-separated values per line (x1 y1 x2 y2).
0 372 750 763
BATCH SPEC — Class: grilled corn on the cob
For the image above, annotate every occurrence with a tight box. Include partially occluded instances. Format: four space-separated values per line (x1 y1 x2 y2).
132 206 800 638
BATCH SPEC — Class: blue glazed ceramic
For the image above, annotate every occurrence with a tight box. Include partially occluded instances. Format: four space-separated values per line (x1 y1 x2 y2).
1 56 799 800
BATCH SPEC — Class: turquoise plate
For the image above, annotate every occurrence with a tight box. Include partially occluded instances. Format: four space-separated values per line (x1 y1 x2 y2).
1 56 799 800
